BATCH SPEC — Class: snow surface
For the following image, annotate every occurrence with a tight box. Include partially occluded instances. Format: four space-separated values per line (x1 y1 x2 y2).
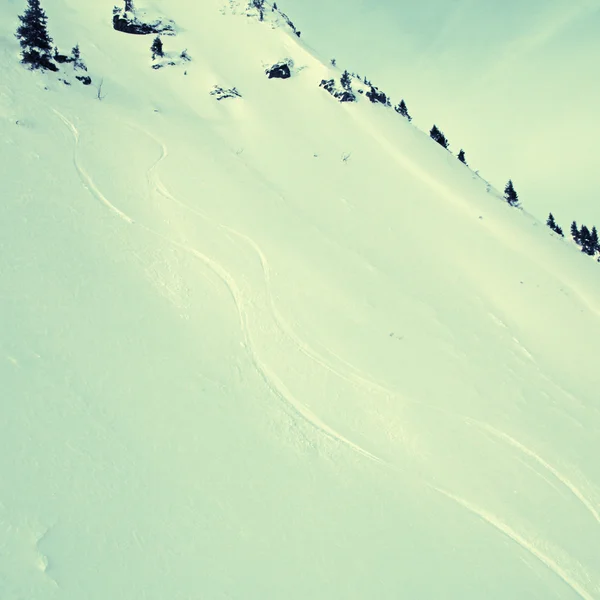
2 1 600 598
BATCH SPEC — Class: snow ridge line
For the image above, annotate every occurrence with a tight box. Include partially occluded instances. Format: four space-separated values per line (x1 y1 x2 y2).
472 421 600 527
131 125 383 464
52 110 134 224
432 485 596 600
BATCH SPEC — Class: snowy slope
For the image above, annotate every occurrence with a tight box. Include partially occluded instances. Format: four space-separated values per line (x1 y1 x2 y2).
2 1 600 599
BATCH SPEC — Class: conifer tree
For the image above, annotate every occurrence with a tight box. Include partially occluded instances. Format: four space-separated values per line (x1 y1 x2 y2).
70 44 86 70
340 70 351 91
546 213 564 236
394 99 411 121
580 225 592 254
571 221 580 243
503 179 519 206
457 149 467 165
150 36 164 60
16 0 56 71
429 125 449 149
124 0 134 12
590 226 599 254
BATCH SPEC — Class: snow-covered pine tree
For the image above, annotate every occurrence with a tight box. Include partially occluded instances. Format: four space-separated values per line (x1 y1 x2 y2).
429 125 449 149
151 36 164 60
503 179 519 207
546 213 563 236
16 0 57 71
580 225 593 254
590 226 599 254
70 44 87 70
394 99 411 121
571 221 580 244
340 70 352 91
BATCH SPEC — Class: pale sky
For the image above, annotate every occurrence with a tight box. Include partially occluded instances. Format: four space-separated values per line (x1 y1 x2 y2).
285 0 600 228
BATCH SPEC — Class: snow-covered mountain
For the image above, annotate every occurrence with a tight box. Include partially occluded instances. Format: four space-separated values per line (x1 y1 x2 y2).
2 1 600 598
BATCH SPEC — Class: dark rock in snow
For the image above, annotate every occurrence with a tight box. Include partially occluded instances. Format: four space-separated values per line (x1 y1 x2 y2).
53 52 69 64
366 86 389 105
112 12 174 35
266 63 291 79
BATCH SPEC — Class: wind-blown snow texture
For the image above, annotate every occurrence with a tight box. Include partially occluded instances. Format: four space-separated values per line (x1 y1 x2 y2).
2 1 600 598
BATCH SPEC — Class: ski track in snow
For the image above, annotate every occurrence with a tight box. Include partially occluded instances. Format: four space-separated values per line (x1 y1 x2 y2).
52 110 134 224
130 124 384 465
432 485 596 600
471 420 600 528
125 125 513 437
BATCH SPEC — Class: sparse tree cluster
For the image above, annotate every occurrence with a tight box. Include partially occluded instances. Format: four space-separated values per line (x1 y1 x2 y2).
16 0 90 83
570 221 599 256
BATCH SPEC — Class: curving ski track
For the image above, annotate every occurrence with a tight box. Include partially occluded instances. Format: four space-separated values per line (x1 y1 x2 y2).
131 124 384 465
433 485 596 600
53 110 134 224
471 421 600 528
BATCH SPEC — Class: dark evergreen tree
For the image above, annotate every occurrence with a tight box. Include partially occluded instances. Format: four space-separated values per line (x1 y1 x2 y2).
340 70 351 91
330 58 336 67
69 44 87 70
503 179 519 206
394 99 411 121
16 0 57 71
429 125 449 149
546 213 563 236
580 225 593 254
457 149 467 165
590 226 599 254
124 0 134 11
150 36 164 60
571 220 580 243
